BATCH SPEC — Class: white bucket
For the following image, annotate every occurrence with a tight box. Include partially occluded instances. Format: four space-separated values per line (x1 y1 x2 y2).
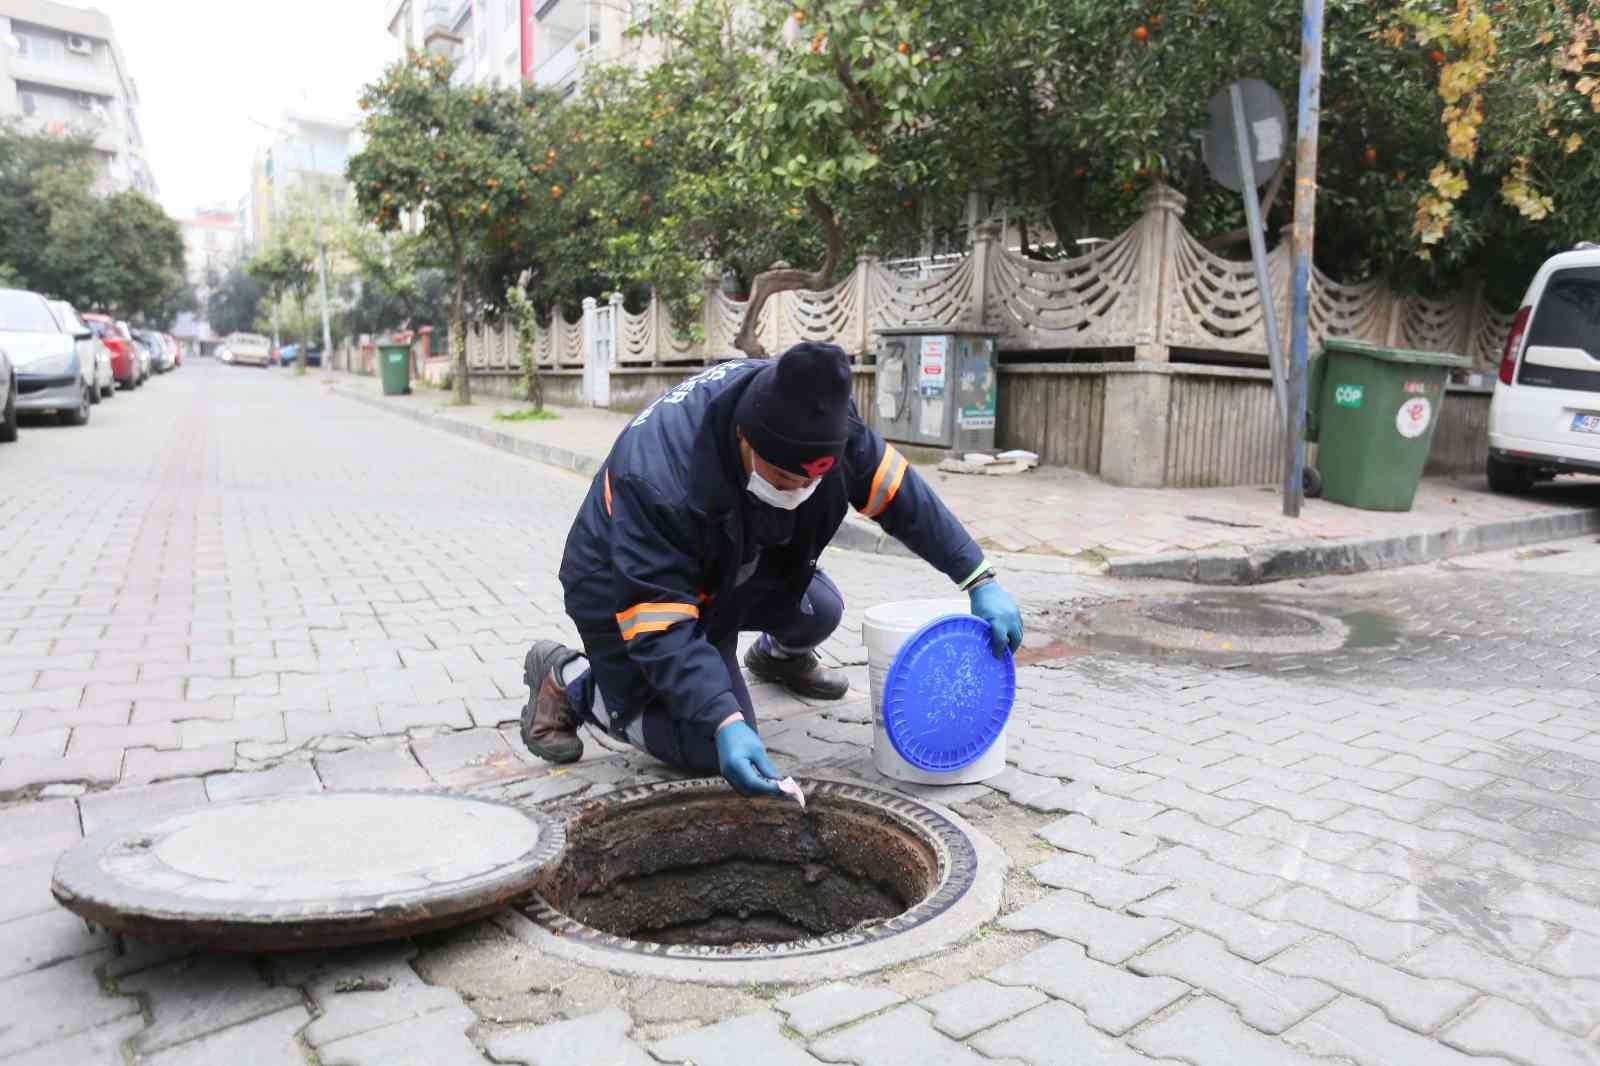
863 598 1009 785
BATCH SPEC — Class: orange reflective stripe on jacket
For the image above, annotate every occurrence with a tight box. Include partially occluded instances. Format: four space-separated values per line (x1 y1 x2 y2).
860 444 908 518
604 470 612 516
615 600 699 640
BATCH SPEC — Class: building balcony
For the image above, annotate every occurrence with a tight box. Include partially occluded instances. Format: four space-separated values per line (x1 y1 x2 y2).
532 34 583 91
9 57 118 100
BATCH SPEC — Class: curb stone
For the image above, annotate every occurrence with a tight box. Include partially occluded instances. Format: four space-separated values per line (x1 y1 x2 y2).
330 385 603 479
1108 507 1600 585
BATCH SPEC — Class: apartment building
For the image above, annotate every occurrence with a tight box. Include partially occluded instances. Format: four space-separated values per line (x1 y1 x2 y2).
0 0 157 196
383 0 648 97
247 108 356 249
181 208 243 297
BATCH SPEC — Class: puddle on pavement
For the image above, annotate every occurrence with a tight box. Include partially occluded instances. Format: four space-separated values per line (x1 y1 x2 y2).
1337 608 1404 649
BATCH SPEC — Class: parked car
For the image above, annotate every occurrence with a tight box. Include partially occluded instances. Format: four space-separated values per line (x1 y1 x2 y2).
120 319 151 383
276 343 323 368
81 312 139 390
0 287 94 425
49 300 113 402
128 336 155 382
224 332 271 367
133 329 173 373
0 343 16 443
166 334 182 367
1488 242 1600 492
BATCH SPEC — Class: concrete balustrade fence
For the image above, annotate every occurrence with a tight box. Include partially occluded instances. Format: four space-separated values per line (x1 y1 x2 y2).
449 184 1504 488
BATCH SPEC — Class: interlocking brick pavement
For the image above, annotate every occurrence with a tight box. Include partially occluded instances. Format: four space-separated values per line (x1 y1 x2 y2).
5 364 1600 1062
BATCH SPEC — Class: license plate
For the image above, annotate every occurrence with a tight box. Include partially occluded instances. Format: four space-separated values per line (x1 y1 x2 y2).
1573 414 1600 434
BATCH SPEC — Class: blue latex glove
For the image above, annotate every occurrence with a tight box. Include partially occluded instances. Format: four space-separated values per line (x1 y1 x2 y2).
715 719 783 797
970 581 1024 657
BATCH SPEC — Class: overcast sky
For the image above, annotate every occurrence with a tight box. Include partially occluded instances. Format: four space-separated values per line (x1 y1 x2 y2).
87 0 396 218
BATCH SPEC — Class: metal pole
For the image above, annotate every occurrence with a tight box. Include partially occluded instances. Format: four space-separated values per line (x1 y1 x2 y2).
1229 84 1288 424
1285 0 1326 518
310 144 333 368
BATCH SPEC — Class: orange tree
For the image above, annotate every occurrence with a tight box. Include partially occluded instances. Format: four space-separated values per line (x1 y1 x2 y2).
586 0 973 357
1374 0 1600 300
349 52 574 403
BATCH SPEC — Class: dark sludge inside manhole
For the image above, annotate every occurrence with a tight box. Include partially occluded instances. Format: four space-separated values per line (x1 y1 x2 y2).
530 784 941 948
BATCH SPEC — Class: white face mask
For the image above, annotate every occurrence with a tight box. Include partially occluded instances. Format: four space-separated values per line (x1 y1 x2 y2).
746 470 819 510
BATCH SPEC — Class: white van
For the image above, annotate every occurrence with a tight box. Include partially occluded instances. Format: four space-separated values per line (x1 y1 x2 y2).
1487 243 1600 492
225 332 272 368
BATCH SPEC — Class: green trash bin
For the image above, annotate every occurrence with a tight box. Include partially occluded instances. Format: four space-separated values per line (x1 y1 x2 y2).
378 343 411 396
1305 339 1470 511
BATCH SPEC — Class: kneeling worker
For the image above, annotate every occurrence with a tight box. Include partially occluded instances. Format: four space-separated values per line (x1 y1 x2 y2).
521 341 1022 797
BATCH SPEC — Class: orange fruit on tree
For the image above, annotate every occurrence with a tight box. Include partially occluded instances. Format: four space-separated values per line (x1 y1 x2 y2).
792 9 804 22
643 137 653 149
1429 49 1445 63
1363 147 1377 165
897 41 910 54
1133 25 1149 42
551 185 563 198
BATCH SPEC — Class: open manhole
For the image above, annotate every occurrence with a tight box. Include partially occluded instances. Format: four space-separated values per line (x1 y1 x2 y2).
503 777 1006 985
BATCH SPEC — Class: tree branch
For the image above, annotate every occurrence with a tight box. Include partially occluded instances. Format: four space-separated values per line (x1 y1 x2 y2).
732 189 842 359
1203 165 1286 251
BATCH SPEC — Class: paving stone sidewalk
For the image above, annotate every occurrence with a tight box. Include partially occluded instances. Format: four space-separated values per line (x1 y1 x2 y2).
4 364 1600 1064
329 369 1600 569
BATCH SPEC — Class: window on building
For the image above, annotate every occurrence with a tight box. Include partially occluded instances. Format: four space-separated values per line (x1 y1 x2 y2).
19 92 37 117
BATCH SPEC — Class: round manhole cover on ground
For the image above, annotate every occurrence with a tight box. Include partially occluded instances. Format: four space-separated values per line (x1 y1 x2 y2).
52 790 565 951
506 777 1007 985
1070 594 1352 656
1143 596 1326 637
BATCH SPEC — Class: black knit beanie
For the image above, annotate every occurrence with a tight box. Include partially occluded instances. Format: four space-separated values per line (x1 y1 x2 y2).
734 342 852 478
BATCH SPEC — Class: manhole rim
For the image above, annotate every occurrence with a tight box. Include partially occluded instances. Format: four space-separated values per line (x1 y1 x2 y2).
51 788 567 950
504 775 1008 986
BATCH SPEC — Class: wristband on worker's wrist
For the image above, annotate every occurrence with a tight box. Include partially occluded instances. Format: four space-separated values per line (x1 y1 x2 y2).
958 559 996 592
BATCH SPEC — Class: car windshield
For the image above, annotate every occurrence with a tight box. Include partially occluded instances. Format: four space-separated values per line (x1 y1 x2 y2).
50 303 85 333
1529 266 1600 359
0 291 63 333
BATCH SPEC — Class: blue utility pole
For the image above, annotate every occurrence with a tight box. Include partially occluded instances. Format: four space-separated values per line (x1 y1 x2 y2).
1285 0 1326 517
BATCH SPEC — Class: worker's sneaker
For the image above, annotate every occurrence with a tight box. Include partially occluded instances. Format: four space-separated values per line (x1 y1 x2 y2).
743 637 849 701
520 640 584 764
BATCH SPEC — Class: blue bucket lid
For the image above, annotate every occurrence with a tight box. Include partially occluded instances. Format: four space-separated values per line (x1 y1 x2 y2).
881 614 1014 773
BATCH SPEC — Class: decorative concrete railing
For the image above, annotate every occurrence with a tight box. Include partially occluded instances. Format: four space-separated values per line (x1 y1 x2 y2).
464 184 1512 382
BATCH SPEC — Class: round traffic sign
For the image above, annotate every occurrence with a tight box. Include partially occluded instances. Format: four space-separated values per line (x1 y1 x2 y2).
1203 79 1288 192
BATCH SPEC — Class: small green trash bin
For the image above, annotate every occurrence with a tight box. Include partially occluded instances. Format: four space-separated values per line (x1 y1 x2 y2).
378 343 411 396
1305 339 1470 511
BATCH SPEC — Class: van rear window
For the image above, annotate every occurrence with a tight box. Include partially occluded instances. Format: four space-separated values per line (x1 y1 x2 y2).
1527 266 1600 358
